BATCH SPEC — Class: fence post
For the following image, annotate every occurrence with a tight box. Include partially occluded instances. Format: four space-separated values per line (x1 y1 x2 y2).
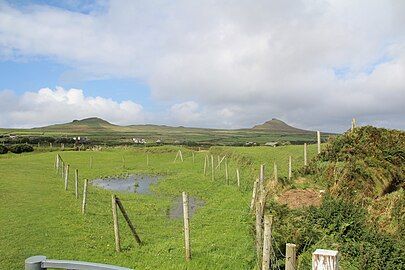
304 143 307 166
90 156 93 169
64 164 69 190
285 243 297 270
317 131 321 154
225 159 229 184
255 201 263 266
312 249 339 270
82 179 88 214
250 179 259 210
211 155 214 181
75 169 79 199
146 154 149 166
192 152 195 163
262 215 273 270
25 255 46 270
351 118 356 131
273 162 278 182
259 164 265 193
111 195 121 252
115 197 142 246
236 168 240 188
203 155 207 176
182 192 191 261
288 156 292 181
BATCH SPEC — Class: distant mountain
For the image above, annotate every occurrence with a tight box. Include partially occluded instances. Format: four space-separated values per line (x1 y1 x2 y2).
35 117 118 131
252 118 312 133
32 117 315 134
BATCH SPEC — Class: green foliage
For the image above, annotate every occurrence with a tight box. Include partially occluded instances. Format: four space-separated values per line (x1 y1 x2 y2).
0 145 8 154
8 144 34 154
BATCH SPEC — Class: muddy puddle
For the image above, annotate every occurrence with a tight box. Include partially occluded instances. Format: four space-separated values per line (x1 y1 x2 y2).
91 175 159 194
168 196 205 219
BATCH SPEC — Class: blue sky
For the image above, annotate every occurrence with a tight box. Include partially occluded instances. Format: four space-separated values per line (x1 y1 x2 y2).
0 0 404 130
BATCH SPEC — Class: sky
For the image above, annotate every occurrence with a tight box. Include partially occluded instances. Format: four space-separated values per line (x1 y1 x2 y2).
0 0 404 132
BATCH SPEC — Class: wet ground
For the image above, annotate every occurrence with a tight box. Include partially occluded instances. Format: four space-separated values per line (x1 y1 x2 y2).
91 175 159 194
91 174 205 218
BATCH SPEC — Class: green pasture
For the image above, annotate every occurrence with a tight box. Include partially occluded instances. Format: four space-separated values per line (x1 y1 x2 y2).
0 144 318 269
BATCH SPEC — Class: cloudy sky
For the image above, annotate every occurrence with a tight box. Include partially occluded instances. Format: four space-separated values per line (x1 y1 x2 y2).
0 0 404 132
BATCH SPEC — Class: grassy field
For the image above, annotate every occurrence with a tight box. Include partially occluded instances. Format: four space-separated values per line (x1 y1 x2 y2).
0 144 319 269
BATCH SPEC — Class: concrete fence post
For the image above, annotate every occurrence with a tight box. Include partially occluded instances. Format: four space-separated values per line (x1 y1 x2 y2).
317 131 321 154
285 243 297 270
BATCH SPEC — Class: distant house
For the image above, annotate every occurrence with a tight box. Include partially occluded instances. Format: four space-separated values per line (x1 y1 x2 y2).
73 136 88 143
132 138 147 144
174 140 181 144
156 139 162 144
265 142 279 147
245 142 257 146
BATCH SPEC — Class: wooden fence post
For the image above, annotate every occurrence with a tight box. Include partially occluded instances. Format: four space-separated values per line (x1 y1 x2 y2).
211 155 214 181
82 179 88 214
259 164 265 193
304 143 308 166
255 201 263 266
75 169 79 199
111 195 121 252
317 131 321 154
64 164 69 190
262 215 273 270
192 152 195 163
174 151 179 163
90 156 93 169
182 192 191 261
61 160 64 178
115 197 142 246
351 118 356 131
312 249 339 270
179 150 183 162
203 155 207 176
273 162 278 182
286 243 297 270
147 154 149 166
122 155 125 169
250 179 259 210
288 156 292 181
225 159 229 184
236 168 240 188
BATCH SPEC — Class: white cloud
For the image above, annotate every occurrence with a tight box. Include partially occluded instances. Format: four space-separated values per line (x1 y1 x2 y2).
0 87 144 128
0 0 404 131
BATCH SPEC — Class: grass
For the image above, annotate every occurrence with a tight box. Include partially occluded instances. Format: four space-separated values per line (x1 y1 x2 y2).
0 144 320 269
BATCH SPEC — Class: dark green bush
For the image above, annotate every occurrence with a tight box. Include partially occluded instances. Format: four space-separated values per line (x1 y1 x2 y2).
0 145 8 154
9 144 34 154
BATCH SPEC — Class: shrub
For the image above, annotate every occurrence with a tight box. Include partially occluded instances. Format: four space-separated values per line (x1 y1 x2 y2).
0 145 8 154
9 144 34 154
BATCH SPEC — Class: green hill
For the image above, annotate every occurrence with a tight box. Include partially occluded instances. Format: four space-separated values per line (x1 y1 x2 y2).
252 118 312 133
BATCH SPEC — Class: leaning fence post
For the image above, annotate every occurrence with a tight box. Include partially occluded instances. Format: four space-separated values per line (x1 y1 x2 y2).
64 164 69 190
182 192 191 261
111 195 121 252
82 179 88 214
115 197 142 246
286 243 297 270
75 169 79 199
25 255 46 270
262 215 273 270
312 249 339 270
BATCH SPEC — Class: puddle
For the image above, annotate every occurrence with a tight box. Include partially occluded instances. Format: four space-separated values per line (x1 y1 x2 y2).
91 175 159 194
168 196 205 219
